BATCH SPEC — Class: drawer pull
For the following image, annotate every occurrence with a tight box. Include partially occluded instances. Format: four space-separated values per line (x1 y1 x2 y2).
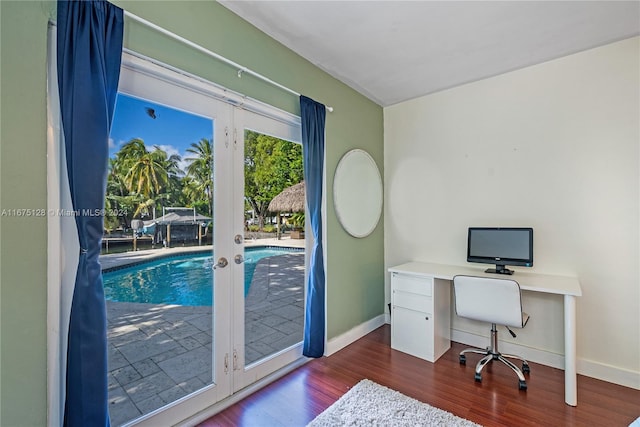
425 316 429 320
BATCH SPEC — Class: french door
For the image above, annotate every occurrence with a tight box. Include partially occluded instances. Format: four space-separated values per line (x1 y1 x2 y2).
115 53 305 426
230 109 304 391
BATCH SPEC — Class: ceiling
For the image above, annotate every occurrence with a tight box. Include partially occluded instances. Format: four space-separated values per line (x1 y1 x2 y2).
220 1 640 107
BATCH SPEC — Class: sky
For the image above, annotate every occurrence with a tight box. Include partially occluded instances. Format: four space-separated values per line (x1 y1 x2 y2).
109 93 213 171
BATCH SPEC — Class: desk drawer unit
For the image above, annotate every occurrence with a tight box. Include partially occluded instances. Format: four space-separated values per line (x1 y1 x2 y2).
391 272 451 362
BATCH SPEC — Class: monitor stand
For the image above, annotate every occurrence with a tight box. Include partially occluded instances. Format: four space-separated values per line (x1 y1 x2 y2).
485 265 514 275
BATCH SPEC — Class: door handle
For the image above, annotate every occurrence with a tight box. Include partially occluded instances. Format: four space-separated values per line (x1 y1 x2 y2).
234 234 243 244
213 257 228 269
234 254 245 264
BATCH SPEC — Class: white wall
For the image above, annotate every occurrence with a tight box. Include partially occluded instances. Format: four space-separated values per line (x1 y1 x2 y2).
384 37 639 388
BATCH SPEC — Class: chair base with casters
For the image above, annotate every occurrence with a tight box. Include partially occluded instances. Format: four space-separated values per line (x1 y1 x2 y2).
459 323 530 390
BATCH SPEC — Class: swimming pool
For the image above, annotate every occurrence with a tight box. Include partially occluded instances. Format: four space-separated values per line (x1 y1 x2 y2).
103 247 302 306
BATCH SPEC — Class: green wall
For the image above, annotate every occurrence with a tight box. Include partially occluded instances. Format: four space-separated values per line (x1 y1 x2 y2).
1 2 52 426
0 1 383 424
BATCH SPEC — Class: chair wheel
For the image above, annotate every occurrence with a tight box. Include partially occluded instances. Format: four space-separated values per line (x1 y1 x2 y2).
459 355 466 365
474 372 482 382
522 363 530 374
519 380 527 390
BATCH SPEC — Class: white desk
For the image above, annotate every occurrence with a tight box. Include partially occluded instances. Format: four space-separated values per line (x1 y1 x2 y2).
388 261 582 406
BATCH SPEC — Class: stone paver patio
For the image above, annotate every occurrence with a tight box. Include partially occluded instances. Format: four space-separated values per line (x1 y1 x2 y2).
102 240 305 426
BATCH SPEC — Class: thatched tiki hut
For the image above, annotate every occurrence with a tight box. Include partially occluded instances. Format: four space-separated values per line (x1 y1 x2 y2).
268 181 305 239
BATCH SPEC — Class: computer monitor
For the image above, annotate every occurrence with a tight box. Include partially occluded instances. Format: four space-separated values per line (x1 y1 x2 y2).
467 227 533 275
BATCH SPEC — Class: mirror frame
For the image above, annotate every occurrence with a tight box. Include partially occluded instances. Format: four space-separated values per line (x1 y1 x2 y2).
333 149 383 238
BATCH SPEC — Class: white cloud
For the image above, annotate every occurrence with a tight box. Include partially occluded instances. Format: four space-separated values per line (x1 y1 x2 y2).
108 138 116 149
156 144 180 157
156 144 189 173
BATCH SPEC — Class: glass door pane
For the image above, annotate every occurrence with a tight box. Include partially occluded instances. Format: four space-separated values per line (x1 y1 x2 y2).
104 56 233 425
232 109 306 391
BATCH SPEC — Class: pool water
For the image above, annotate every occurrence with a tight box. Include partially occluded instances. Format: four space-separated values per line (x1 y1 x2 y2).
103 247 302 306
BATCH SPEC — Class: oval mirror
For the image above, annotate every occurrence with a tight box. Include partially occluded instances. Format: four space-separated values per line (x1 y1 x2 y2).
333 149 383 238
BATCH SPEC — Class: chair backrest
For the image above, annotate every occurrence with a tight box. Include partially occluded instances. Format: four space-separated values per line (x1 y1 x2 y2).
453 275 525 328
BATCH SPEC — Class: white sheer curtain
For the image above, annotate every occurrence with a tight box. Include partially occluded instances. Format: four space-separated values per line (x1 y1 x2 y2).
46 22 80 426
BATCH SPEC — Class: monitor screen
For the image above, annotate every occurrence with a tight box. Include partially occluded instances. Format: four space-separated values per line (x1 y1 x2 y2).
467 227 533 275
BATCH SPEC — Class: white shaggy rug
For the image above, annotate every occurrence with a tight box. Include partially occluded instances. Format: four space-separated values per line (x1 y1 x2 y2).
307 379 482 427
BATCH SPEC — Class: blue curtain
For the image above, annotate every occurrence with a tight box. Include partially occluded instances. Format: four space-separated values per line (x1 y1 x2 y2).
300 96 326 358
57 1 123 425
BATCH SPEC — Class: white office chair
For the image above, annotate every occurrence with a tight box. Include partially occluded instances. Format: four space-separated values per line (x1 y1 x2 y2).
453 275 531 390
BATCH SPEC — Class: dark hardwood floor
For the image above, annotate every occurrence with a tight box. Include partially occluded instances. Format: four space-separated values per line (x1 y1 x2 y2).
199 325 639 427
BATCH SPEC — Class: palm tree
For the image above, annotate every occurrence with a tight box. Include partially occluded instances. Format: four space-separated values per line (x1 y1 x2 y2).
111 138 185 220
162 149 184 179
133 198 156 219
116 138 146 161
184 138 213 215
105 158 131 230
181 176 209 215
124 148 169 200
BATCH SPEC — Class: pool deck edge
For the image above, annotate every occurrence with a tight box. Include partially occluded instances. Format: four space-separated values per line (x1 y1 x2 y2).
100 237 305 271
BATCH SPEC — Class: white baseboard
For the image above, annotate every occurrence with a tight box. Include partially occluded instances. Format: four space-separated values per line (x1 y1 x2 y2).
325 314 387 356
451 329 640 390
577 358 640 390
451 329 565 369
